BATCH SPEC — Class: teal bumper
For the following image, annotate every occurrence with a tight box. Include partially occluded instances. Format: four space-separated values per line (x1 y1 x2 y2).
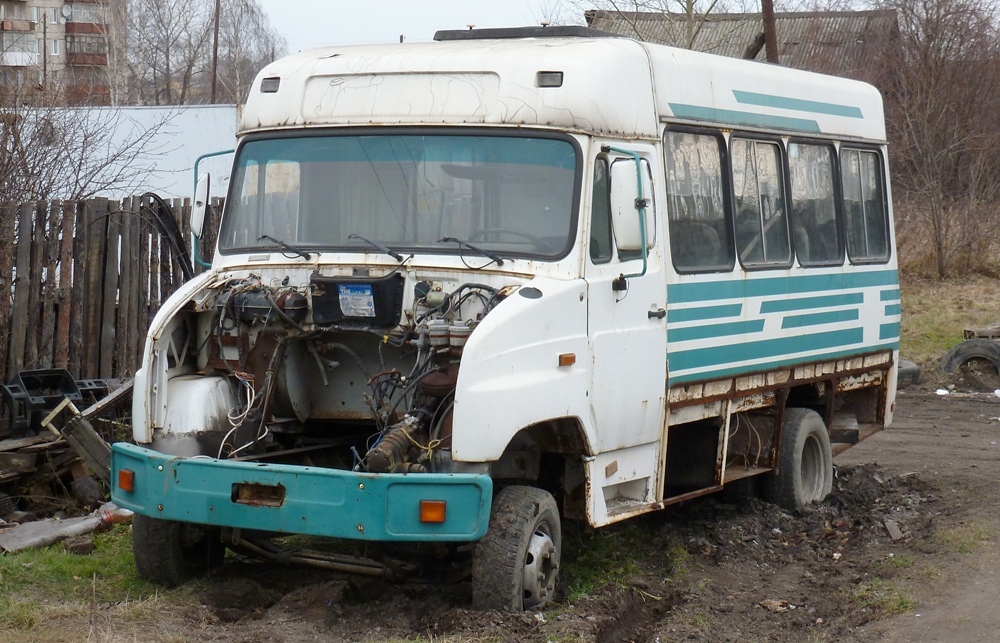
110 443 493 541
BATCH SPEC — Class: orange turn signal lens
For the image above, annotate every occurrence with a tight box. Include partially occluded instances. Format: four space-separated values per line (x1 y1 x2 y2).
419 500 447 523
558 353 576 367
118 469 135 493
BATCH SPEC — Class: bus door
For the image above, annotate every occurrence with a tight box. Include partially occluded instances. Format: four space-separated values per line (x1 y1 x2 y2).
585 147 668 453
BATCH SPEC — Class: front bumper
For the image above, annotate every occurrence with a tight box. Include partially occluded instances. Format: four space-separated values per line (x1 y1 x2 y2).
111 443 493 541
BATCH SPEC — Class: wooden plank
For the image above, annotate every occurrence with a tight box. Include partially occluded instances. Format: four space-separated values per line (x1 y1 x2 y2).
127 198 142 373
115 199 133 376
8 203 34 377
0 205 17 385
68 202 85 378
55 202 75 370
158 207 171 308
81 200 107 379
24 202 45 370
99 199 117 378
172 198 185 289
38 201 60 369
138 199 151 351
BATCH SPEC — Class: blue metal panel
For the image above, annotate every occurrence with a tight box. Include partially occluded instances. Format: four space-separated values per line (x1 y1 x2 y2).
111 443 493 542
781 309 859 330
732 90 864 119
668 303 743 323
667 269 899 304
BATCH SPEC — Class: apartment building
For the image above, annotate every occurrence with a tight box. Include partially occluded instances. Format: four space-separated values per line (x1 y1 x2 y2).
0 0 113 104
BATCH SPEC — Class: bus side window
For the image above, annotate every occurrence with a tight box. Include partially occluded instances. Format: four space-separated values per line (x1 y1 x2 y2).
842 148 890 262
590 157 613 263
732 137 791 268
664 130 731 272
788 142 842 266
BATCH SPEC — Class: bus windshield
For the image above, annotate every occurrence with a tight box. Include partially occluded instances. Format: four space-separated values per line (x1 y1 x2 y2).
218 132 580 260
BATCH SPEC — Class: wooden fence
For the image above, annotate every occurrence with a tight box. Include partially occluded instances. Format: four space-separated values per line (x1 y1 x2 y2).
0 196 222 387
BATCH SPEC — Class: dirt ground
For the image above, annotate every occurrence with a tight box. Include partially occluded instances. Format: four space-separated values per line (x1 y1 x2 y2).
26 372 1000 643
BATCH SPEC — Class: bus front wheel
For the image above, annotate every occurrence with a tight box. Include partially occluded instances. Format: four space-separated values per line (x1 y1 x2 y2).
472 485 561 611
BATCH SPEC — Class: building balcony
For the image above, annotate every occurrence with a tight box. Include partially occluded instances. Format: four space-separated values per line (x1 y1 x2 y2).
0 20 34 32
0 51 36 67
67 52 107 66
65 22 107 35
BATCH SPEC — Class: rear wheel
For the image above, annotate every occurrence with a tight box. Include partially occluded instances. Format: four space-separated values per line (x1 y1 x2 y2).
763 408 833 510
132 514 225 587
472 485 561 611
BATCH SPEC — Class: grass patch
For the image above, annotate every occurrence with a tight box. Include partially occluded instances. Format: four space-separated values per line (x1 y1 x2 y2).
0 524 153 604
560 519 676 603
877 552 915 571
848 578 916 616
934 522 992 554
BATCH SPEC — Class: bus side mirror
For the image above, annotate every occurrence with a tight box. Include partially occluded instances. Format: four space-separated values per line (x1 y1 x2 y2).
191 173 210 239
609 157 655 251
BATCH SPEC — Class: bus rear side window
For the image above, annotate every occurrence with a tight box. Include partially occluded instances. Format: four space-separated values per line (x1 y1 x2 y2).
788 142 842 266
732 138 791 268
842 148 889 262
664 130 731 272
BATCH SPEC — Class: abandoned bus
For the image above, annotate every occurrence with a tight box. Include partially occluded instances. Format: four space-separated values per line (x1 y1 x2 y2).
110 26 899 611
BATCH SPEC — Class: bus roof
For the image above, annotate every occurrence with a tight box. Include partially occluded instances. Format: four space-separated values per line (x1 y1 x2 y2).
241 29 885 142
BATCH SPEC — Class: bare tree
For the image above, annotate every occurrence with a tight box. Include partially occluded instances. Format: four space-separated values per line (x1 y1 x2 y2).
214 0 288 104
877 0 1000 277
0 85 175 203
122 0 285 106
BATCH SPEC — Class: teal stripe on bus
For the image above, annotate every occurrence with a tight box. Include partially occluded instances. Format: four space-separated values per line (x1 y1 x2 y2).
781 309 859 329
880 288 900 301
667 269 898 304
880 322 901 340
669 327 864 372
732 90 864 118
668 303 743 322
668 103 821 133
668 341 899 385
669 319 765 342
760 292 864 314
884 304 901 316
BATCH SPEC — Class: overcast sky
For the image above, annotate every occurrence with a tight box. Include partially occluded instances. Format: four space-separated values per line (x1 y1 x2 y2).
256 0 581 53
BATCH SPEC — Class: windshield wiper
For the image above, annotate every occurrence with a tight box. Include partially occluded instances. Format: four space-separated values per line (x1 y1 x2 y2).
439 237 505 267
348 233 404 262
258 235 314 260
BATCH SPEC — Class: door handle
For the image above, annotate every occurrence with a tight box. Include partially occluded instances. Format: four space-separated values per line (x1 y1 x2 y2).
648 308 666 319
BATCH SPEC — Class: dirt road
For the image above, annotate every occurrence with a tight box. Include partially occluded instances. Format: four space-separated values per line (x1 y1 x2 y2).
25 384 1000 643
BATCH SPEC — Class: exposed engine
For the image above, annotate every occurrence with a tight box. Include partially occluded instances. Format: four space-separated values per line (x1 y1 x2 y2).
195 271 512 474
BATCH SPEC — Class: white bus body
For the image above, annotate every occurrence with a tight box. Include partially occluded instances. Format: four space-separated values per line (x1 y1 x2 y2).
111 26 898 611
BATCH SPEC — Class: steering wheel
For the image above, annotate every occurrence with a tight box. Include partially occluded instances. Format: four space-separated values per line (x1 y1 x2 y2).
468 228 556 253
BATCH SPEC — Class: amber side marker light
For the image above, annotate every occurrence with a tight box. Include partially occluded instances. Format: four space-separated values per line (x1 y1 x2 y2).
419 500 447 523
558 352 576 367
118 469 135 493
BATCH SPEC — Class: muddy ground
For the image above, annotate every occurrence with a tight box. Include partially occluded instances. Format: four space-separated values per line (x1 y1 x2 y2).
31 373 1000 643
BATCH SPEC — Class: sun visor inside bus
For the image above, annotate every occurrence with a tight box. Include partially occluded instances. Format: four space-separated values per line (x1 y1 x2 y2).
310 272 405 327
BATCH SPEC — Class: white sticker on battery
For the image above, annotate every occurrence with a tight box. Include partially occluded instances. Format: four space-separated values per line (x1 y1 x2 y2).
338 284 376 317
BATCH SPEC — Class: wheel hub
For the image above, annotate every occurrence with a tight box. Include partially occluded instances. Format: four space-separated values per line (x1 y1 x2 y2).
522 527 558 608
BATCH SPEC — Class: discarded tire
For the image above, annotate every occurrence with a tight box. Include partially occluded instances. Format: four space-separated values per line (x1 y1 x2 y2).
940 339 1000 374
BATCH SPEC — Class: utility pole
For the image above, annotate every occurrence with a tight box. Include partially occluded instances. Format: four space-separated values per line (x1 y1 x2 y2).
211 0 221 103
762 0 779 64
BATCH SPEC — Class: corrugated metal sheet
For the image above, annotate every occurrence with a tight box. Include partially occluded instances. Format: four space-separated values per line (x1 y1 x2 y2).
586 9 898 82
